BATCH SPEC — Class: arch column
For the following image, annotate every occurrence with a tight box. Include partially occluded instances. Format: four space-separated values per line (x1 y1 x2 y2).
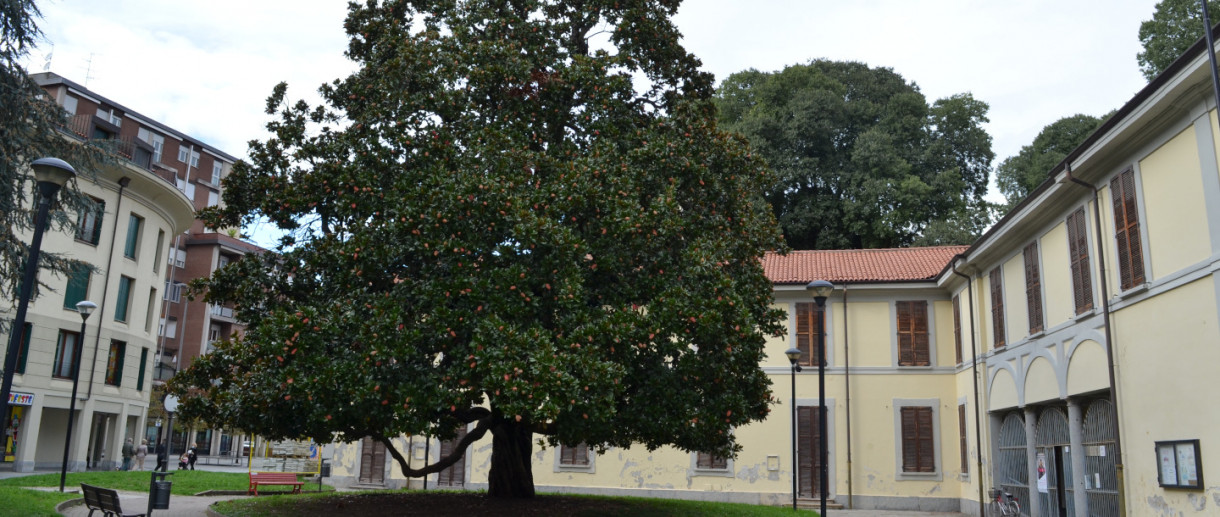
1067 398 1089 515
1024 406 1041 517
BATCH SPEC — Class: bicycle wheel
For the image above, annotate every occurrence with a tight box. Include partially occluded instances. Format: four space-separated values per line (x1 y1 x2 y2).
1002 500 1021 516
987 500 1002 517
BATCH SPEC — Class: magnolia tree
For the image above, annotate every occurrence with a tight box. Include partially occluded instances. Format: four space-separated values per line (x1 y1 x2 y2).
170 0 786 498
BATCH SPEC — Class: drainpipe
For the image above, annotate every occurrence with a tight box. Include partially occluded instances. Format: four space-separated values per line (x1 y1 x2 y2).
156 144 195 380
423 434 431 490
842 286 852 509
951 255 986 517
86 177 130 400
1062 162 1125 517
1200 1 1220 121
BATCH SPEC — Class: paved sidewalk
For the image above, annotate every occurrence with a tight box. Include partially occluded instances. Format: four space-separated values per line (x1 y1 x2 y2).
56 489 245 517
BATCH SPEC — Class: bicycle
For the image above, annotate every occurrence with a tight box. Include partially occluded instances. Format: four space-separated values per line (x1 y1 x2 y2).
989 487 1021 516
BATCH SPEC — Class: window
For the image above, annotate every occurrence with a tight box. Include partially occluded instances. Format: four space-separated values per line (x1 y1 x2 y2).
958 404 969 474
164 281 184 303
63 263 90 310
218 254 231 270
989 268 1005 348
896 301 930 366
76 198 104 245
115 276 134 322
168 247 186 268
63 94 78 116
559 443 589 467
105 340 126 386
900 406 935 473
123 214 143 259
952 294 962 365
145 288 157 333
1110 167 1145 290
96 107 122 127
52 330 80 379
137 127 165 163
153 230 165 273
159 317 178 338
207 190 220 207
137 348 149 391
211 161 223 184
1066 208 1094 314
794 302 825 367
1023 242 1043 334
14 323 31 374
177 146 189 163
696 452 728 470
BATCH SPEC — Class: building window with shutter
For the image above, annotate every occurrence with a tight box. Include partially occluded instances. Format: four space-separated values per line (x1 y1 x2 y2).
1066 208 1094 314
556 443 593 472
952 294 963 365
1023 242 1044 334
894 400 940 478
105 340 125 386
75 198 104 245
14 323 32 374
695 451 729 472
52 330 80 379
896 301 930 366
989 268 1005 348
1110 168 1145 290
63 263 90 310
123 214 144 259
115 276 134 322
958 403 969 475
794 302 826 367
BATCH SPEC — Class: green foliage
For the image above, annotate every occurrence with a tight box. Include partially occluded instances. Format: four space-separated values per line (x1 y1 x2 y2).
1138 0 1220 81
995 113 1106 207
174 0 786 497
0 0 116 308
714 60 994 249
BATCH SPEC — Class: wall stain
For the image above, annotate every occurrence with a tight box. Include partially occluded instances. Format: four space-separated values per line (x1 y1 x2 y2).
1186 492 1207 512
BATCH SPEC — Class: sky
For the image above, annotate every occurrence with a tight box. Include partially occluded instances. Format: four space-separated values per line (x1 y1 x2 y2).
27 0 1163 241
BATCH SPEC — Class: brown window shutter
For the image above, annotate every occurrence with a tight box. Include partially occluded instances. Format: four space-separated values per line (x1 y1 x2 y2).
952 294 962 364
796 302 825 367
897 301 913 365
901 406 935 472
958 404 968 473
989 268 1005 348
1110 169 1146 290
1067 209 1094 314
912 301 930 366
1023 242 1043 333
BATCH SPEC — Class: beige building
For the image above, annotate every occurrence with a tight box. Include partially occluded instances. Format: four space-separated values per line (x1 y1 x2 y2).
326 26 1220 517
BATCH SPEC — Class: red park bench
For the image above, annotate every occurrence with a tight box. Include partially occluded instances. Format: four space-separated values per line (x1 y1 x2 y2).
247 472 304 495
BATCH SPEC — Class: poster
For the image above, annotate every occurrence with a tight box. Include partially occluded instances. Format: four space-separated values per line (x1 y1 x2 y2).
1176 443 1198 487
1036 452 1048 493
1159 444 1177 485
4 406 24 462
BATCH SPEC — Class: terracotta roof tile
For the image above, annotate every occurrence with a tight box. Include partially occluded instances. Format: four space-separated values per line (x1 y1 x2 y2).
764 246 968 284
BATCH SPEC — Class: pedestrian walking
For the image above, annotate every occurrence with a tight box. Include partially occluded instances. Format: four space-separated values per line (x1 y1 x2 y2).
188 442 198 470
121 438 134 471
135 439 148 470
155 441 168 471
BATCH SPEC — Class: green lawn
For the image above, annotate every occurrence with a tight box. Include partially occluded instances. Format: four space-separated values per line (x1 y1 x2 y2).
0 470 327 516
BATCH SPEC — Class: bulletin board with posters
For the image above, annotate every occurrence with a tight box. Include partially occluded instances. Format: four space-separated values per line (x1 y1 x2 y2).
249 437 321 475
1156 439 1203 489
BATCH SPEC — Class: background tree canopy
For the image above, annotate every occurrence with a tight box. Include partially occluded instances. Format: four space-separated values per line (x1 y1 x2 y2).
1 0 112 308
995 113 1107 207
173 0 786 499
1138 0 1219 81
714 60 994 250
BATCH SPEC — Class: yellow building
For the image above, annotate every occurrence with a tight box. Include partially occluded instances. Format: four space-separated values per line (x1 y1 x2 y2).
327 25 1220 517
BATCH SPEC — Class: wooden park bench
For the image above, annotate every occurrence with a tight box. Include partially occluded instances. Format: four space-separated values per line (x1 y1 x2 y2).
248 472 304 495
80 483 146 517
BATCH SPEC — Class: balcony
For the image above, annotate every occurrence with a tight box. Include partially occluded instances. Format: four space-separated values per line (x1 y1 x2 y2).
210 304 236 322
60 114 177 186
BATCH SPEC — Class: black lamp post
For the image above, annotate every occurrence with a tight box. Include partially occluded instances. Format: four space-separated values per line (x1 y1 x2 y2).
784 346 802 511
161 395 179 472
807 279 834 517
1 157 77 430
60 300 96 492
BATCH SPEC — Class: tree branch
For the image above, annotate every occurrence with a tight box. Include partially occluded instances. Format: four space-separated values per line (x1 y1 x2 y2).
376 414 494 478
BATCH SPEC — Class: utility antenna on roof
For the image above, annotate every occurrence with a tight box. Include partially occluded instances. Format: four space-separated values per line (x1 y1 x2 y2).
83 53 97 86
42 45 53 71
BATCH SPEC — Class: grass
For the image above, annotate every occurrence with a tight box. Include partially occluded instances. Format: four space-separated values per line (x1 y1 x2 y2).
0 486 78 517
0 470 330 516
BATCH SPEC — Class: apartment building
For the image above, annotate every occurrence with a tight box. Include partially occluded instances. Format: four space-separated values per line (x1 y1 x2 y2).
0 72 252 471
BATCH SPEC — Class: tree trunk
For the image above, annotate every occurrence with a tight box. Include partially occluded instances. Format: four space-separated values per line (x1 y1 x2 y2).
486 418 535 498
